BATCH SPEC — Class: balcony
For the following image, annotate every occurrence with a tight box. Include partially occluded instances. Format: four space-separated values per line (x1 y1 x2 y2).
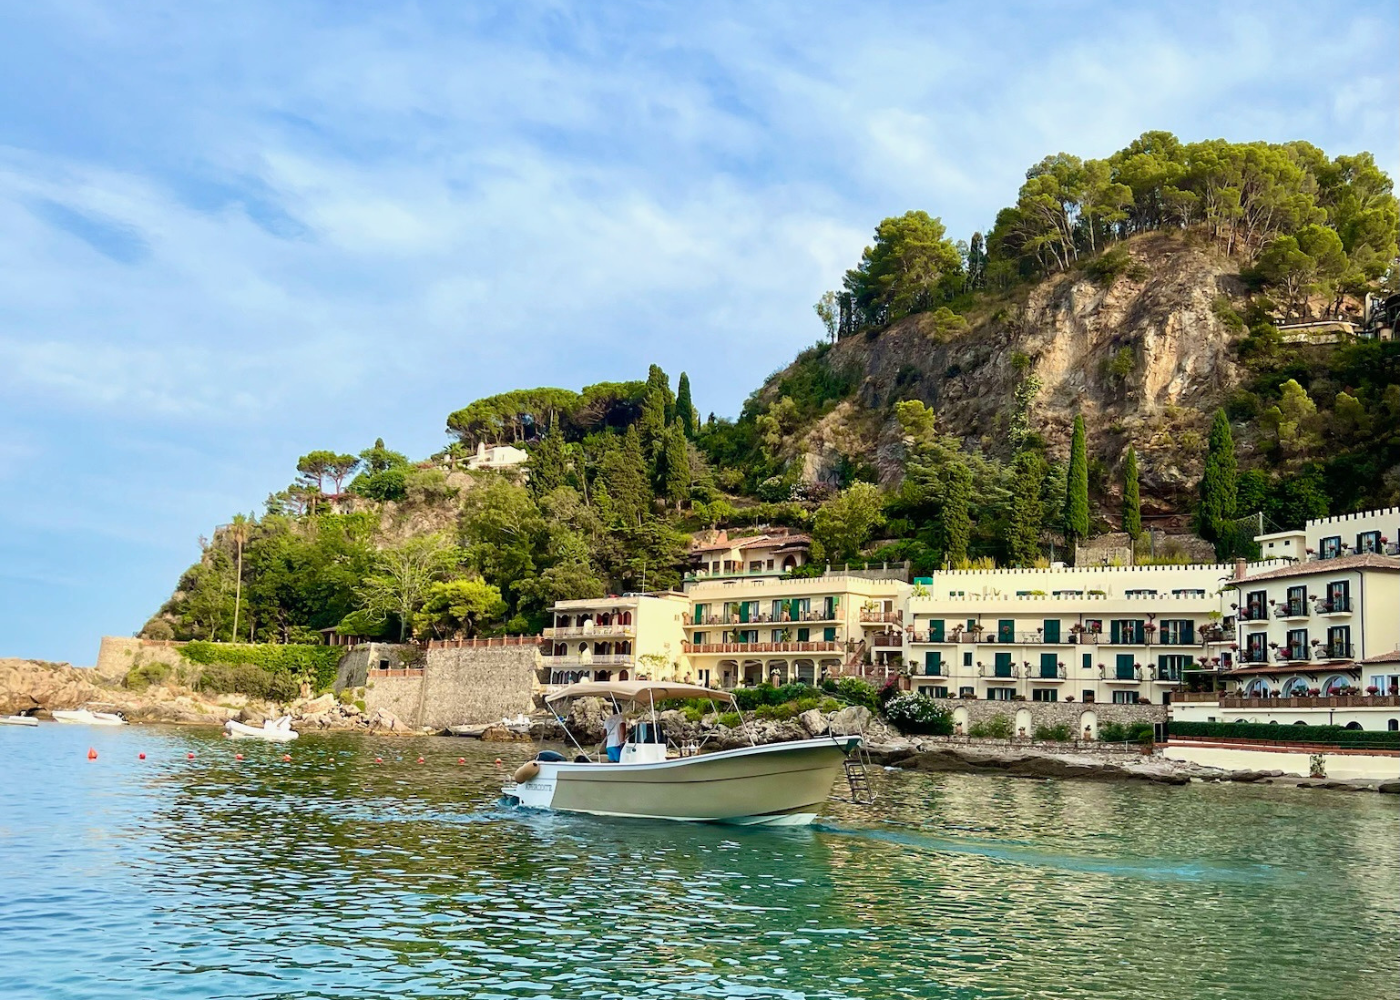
540 654 634 668
1314 599 1352 616
869 632 904 649
542 624 632 639
1238 606 1269 622
1240 649 1270 664
682 641 841 655
1037 666 1067 680
860 610 903 625
1272 601 1309 621
1315 643 1355 661
1273 646 1311 663
685 611 838 626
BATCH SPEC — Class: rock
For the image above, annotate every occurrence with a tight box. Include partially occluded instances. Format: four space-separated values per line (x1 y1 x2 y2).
799 709 828 737
480 724 532 742
237 707 266 725
1378 781 1400 795
829 706 873 736
566 698 608 744
300 693 336 715
0 658 101 716
367 708 402 732
1225 770 1272 783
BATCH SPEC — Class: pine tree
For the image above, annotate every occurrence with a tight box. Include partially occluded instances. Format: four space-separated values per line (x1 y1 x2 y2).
675 372 695 438
1122 446 1142 541
601 426 650 527
941 462 973 566
1198 408 1238 545
1008 452 1046 566
661 422 691 510
1064 414 1089 549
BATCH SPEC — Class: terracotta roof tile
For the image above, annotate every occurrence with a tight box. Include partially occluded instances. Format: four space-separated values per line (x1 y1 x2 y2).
1358 648 1400 665
1234 553 1400 583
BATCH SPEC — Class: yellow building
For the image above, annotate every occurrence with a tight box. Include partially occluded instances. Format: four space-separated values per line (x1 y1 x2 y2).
541 593 689 689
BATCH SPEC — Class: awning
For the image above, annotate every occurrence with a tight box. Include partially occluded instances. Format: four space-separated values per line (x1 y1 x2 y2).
545 680 736 705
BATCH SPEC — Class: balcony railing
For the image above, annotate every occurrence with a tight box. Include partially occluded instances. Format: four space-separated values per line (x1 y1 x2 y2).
860 610 903 624
1037 666 1068 680
1314 599 1352 615
539 654 634 667
1181 694 1400 709
1240 649 1270 664
682 641 841 655
869 632 904 648
1272 601 1308 619
1273 647 1310 663
1315 643 1354 660
542 624 632 639
685 611 838 626
1238 606 1269 622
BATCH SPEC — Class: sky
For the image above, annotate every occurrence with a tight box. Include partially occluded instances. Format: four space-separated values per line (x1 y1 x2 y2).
0 1 1396 665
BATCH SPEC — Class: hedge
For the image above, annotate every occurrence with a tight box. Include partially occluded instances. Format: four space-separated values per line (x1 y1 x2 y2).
181 641 341 694
1168 721 1400 749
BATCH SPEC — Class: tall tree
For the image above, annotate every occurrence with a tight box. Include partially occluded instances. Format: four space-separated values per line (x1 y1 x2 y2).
940 462 973 566
813 291 839 342
296 450 336 493
601 426 650 527
812 482 885 562
326 454 360 494
411 578 506 640
660 422 691 510
842 211 964 328
1122 447 1142 541
228 514 250 642
526 433 571 499
1198 408 1238 545
356 533 461 640
1007 453 1045 566
1064 415 1089 548
675 372 696 438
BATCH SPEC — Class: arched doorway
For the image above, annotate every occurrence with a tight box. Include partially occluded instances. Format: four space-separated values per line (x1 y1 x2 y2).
1079 710 1098 740
1281 677 1309 696
953 706 970 734
1015 708 1033 739
1245 677 1271 697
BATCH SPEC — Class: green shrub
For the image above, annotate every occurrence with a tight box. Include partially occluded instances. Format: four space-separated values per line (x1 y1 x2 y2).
818 697 841 713
833 677 881 713
793 696 820 713
716 711 742 729
1085 247 1133 285
124 661 172 692
1099 721 1154 743
968 714 1014 739
1033 723 1074 742
883 694 954 736
1168 721 1400 749
181 641 340 693
195 663 299 702
754 702 797 721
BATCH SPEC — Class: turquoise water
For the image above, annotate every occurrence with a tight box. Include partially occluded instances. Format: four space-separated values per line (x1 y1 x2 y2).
1 725 1396 999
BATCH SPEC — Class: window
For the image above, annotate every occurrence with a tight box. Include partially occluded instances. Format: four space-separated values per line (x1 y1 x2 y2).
736 629 758 644
1325 626 1351 659
1157 655 1192 682
770 629 785 643
1245 632 1267 663
963 651 973 667
693 603 708 624
796 627 810 642
1053 590 1083 598
693 632 704 645
1159 619 1195 645
1039 653 1060 679
1125 589 1158 598
1082 690 1095 703
920 684 949 698
1172 589 1206 598
994 652 1013 678
1110 620 1144 644
1285 628 1308 660
822 627 837 643
923 651 943 677
1356 530 1381 553
378 659 390 670
1043 619 1061 643
997 619 1014 642
1083 618 1103 637
1115 654 1136 680
959 686 975 698
1320 535 1342 558
987 687 1016 701
1325 580 1350 613
1082 653 1092 669
1032 689 1058 702
766 558 775 570
1112 690 1138 704
928 619 945 642
1244 590 1267 621
1284 585 1307 616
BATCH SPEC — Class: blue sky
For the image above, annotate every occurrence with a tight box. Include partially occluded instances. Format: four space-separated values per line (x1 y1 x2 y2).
1 1 1396 665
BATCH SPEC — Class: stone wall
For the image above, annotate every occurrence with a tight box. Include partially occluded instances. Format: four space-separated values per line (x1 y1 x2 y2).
94 636 190 684
354 645 543 730
935 697 1166 739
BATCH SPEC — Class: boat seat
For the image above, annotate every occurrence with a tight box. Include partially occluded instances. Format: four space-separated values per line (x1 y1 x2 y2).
536 750 567 762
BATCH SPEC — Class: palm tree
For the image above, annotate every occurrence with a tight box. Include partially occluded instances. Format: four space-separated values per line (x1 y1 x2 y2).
229 514 250 643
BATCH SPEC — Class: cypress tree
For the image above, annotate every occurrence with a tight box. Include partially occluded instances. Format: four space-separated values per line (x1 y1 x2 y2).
661 422 691 510
941 462 973 566
1008 452 1046 566
1122 446 1141 541
1198 408 1238 545
526 433 570 499
1064 414 1089 547
675 372 695 438
602 426 650 526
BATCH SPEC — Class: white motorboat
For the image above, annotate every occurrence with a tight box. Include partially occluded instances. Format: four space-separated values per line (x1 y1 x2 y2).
1 714 39 727
52 708 127 726
502 680 864 826
223 716 299 742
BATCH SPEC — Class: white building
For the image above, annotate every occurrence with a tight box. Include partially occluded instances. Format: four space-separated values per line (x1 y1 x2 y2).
466 443 529 471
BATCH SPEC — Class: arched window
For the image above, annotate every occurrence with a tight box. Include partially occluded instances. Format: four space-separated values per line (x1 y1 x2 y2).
1282 677 1309 697
1389 719 1399 732
1344 721 1362 730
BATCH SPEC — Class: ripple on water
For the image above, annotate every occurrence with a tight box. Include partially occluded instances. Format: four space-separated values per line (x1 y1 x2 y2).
0 725 1396 999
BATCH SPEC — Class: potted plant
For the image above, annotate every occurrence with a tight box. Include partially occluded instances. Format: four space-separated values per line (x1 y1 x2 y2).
1366 685 1380 695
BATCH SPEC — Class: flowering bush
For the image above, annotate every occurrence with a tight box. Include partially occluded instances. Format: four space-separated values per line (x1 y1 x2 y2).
882 693 953 736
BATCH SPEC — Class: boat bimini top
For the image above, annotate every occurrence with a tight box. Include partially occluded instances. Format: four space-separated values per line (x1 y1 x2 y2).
544 680 736 707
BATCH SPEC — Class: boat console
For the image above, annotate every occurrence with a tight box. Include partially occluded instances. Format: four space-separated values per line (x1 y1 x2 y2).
619 721 667 764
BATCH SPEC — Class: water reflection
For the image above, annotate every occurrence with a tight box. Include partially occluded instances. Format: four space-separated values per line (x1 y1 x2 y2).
1 725 1396 999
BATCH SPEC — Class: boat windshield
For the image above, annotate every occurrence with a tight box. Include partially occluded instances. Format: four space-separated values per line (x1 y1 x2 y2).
544 680 735 706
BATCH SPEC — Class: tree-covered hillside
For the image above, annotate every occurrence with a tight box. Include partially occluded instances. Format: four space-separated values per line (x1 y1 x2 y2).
147 132 1400 644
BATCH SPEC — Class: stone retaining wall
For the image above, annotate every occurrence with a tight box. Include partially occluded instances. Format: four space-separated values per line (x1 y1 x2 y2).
94 636 189 684
933 697 1166 738
347 644 543 729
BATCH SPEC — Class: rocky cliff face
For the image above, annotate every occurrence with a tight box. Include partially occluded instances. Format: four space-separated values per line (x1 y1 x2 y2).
0 658 99 716
781 232 1246 505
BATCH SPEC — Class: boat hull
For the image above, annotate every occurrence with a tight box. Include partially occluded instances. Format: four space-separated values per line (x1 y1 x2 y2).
1 716 38 727
224 720 299 742
505 736 858 825
52 710 126 726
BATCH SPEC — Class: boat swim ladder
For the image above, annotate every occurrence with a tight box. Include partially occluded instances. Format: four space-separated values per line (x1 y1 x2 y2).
842 751 876 805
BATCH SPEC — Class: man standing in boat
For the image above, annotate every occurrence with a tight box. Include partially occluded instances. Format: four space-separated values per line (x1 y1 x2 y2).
603 704 628 762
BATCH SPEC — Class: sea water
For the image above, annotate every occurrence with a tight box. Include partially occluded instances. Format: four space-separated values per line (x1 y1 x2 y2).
1 724 1396 999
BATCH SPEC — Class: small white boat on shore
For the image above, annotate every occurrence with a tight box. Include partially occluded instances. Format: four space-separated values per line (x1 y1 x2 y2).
52 708 127 726
1 714 39 727
223 717 299 742
503 680 865 826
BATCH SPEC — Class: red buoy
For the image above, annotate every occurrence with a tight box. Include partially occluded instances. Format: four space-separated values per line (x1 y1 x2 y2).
138 752 146 760
417 756 425 764
87 747 98 760
457 757 465 765
282 754 291 762
187 752 195 759
235 753 245 761
375 756 383 764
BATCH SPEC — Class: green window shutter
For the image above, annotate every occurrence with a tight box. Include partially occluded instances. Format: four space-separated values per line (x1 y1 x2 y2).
998 619 1014 642
1116 654 1135 680
1040 652 1058 678
797 627 809 642
994 652 1013 677
1183 621 1195 644
1082 653 1091 668
930 619 944 642
1043 619 1060 643
1110 620 1122 644
694 604 706 623
924 651 942 676
694 632 702 644
823 627 836 642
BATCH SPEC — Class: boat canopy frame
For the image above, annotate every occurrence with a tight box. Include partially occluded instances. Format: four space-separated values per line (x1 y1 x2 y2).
544 681 754 760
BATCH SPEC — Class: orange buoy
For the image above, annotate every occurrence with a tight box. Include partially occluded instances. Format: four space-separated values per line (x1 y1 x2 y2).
87 748 98 760
138 752 146 760
282 754 291 762
494 758 503 768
